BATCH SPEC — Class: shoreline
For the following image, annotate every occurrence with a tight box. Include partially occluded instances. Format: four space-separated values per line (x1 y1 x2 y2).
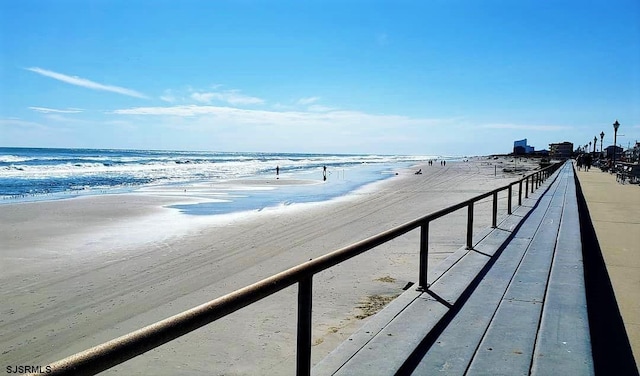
0 157 539 374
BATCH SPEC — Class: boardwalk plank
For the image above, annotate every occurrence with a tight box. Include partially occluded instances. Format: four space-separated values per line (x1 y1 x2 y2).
333 295 448 376
410 237 532 375
531 168 594 375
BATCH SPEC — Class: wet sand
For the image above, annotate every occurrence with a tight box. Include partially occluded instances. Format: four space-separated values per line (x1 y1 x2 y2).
0 157 536 375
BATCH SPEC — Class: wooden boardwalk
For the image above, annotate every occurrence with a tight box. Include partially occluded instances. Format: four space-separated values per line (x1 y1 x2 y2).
314 162 595 375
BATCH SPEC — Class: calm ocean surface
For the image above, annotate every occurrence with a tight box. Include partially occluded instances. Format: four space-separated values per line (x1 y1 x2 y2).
0 147 439 214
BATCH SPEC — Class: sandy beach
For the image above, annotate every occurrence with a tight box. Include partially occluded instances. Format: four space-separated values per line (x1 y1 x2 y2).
0 158 537 375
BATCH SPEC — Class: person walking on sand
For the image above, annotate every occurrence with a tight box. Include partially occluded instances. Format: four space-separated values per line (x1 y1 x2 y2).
323 166 327 181
276 165 280 179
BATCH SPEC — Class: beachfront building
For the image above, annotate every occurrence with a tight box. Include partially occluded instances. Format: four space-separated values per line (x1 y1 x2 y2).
513 139 535 155
624 141 639 163
549 142 573 160
604 145 624 159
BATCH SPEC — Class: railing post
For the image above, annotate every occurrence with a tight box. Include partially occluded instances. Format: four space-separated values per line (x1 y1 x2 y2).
507 185 512 215
466 203 474 249
518 181 522 206
419 221 430 289
525 177 529 198
491 192 498 228
297 277 313 376
531 175 535 193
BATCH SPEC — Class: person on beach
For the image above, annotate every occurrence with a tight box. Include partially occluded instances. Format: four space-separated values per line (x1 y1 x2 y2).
323 166 327 181
276 165 280 179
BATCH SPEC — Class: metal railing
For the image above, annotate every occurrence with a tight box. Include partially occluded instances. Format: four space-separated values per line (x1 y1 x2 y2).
36 162 563 376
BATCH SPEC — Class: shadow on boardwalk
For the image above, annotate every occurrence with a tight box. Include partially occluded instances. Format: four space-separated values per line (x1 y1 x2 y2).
575 174 639 376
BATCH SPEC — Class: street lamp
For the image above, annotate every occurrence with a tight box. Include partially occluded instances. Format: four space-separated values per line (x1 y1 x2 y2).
593 136 597 154
600 131 604 157
613 120 620 167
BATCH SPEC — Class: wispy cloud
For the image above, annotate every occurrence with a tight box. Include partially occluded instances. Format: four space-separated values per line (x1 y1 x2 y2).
296 97 320 105
29 106 83 114
109 105 461 154
26 67 148 99
160 89 177 103
482 123 571 131
190 90 264 106
306 104 335 112
111 105 444 130
43 114 89 124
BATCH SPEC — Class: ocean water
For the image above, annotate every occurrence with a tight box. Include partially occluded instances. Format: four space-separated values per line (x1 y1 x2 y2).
0 147 437 215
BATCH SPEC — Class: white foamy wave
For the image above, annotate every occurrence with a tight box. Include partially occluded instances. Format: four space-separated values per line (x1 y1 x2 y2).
0 148 433 201
0 155 36 163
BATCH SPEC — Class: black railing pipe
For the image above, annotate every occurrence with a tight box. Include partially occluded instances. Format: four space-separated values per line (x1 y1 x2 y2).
297 277 313 376
419 222 430 289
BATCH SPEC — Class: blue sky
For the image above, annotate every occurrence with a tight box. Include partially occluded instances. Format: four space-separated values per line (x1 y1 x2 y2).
1 0 639 156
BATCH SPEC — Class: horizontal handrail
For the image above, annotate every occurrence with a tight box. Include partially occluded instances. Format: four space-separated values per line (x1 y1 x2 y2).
34 161 563 376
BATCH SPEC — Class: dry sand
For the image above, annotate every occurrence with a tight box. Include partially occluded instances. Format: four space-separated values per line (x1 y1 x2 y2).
0 157 537 375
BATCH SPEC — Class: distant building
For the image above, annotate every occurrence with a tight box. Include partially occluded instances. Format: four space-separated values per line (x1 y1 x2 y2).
604 145 624 159
549 142 573 160
513 139 535 155
620 142 640 162
632 142 640 162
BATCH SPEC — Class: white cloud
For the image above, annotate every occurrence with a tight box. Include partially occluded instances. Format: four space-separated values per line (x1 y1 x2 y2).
111 105 443 130
307 104 335 112
191 92 216 104
107 104 471 154
43 114 89 123
297 97 320 105
482 123 571 131
190 90 264 106
29 106 83 114
26 67 148 99
160 89 177 103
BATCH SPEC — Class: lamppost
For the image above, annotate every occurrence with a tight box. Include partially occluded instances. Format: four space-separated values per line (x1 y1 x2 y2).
589 141 592 156
600 131 604 158
593 136 597 155
613 120 620 167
